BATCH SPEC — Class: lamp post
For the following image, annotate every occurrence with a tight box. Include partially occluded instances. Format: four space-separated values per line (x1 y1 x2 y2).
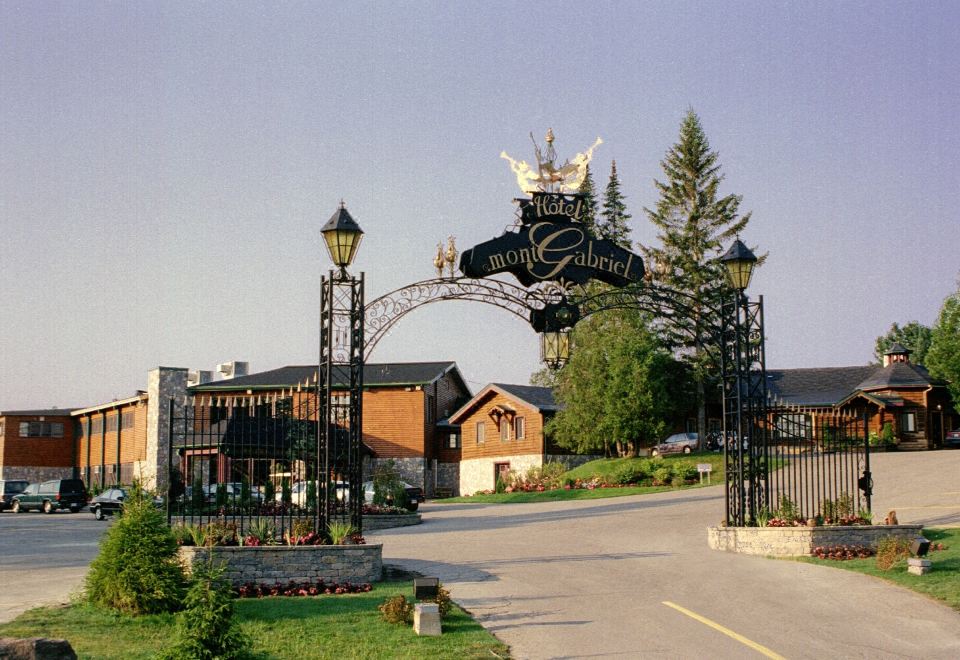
540 330 571 369
720 238 763 527
319 201 365 534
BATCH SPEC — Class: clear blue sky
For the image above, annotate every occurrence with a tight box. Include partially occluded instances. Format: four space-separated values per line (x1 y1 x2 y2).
2 1 958 409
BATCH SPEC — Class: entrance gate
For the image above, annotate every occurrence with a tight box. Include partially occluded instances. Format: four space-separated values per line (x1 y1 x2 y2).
166 132 870 536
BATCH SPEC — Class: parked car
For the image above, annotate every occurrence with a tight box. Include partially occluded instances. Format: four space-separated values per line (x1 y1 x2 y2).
204 482 264 504
945 429 960 449
11 479 87 513
650 432 698 457
89 487 163 520
0 480 29 512
362 480 422 512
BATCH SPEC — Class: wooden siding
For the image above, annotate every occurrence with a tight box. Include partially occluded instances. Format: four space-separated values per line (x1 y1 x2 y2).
0 414 75 468
459 391 546 461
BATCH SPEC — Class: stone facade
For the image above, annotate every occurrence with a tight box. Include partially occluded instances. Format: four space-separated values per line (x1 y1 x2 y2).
707 524 924 557
366 457 427 491
144 367 187 491
460 453 543 495
178 544 383 586
364 513 421 531
0 465 72 481
434 460 460 496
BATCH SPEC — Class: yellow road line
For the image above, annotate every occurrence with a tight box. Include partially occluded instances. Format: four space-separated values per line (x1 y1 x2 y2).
662 601 787 660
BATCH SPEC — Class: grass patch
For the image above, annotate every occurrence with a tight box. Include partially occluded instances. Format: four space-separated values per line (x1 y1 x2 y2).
800 528 960 611
0 580 510 659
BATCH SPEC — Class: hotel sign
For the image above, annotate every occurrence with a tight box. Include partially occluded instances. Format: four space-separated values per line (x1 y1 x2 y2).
459 192 645 288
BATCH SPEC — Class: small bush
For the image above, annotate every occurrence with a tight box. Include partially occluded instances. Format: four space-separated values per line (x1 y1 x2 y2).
160 560 250 660
671 460 697 481
328 520 355 545
652 466 672 486
876 536 913 571
85 487 186 614
379 594 414 625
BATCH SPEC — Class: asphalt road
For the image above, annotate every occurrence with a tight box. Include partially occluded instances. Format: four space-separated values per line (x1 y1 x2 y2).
368 450 960 660
1 450 958 659
0 509 107 622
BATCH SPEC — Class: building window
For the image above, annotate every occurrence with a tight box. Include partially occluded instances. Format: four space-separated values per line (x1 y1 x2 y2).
121 411 135 430
448 432 460 449
426 395 435 423
106 415 118 433
901 412 917 433
19 422 65 438
476 422 485 445
90 417 103 435
685 418 697 433
774 413 812 440
514 416 525 440
500 417 510 442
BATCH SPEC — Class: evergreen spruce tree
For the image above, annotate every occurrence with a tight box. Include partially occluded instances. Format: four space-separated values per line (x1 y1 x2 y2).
577 164 600 238
599 160 632 248
643 109 755 447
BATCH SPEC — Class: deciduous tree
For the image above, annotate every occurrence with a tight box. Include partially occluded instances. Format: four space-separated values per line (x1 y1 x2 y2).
926 281 960 410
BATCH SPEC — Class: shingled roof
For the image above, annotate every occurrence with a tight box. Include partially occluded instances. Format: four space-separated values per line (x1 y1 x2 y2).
190 361 465 393
856 362 937 390
766 366 876 407
449 383 558 423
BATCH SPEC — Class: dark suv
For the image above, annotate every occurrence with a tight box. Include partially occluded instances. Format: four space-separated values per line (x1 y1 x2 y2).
12 479 87 513
0 480 29 512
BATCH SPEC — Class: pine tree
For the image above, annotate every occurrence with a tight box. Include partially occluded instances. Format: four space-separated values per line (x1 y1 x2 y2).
599 160 632 249
643 109 755 447
577 164 600 238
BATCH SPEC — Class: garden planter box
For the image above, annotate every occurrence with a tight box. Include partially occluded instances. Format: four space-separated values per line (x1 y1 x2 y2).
178 544 383 586
363 513 421 531
707 524 924 557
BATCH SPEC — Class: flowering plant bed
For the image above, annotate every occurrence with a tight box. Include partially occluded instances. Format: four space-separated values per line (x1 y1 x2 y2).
236 579 373 598
811 544 875 560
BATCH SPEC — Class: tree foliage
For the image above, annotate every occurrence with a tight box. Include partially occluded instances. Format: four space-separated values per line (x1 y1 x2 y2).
85 487 186 615
577 164 600 239
873 321 932 365
599 160 632 248
547 309 693 456
926 282 960 410
642 109 755 443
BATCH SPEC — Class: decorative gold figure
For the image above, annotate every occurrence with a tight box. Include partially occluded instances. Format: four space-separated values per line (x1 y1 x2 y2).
500 129 602 194
444 236 458 278
433 243 445 277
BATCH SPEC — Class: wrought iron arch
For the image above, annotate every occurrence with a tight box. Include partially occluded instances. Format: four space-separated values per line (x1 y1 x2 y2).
364 276 558 360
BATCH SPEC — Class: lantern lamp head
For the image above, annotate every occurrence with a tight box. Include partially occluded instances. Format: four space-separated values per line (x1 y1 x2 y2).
321 200 364 274
720 238 757 291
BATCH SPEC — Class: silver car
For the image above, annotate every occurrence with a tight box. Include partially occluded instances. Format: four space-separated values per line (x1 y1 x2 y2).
650 432 698 456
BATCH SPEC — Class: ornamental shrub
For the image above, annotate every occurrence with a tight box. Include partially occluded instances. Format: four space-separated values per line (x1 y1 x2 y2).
85 486 186 614
876 536 912 571
379 594 414 625
161 559 250 660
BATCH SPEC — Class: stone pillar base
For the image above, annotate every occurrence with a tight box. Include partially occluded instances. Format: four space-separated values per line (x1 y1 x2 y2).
907 558 932 576
414 603 442 636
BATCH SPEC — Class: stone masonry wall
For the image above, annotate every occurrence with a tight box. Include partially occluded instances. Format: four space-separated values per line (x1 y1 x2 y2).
179 544 383 586
460 454 543 495
0 465 73 482
145 367 188 492
707 524 924 557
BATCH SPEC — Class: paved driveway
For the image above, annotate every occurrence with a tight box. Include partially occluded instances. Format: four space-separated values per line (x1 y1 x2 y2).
369 450 960 659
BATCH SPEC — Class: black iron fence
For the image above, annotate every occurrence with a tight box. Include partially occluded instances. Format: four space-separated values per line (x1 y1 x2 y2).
762 408 871 522
166 388 359 540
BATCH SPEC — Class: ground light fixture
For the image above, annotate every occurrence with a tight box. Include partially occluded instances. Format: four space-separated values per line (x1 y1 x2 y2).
413 577 440 599
720 238 758 291
912 537 931 557
321 200 364 274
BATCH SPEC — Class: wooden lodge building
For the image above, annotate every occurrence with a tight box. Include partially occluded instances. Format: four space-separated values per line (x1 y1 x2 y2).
767 344 957 450
450 383 591 495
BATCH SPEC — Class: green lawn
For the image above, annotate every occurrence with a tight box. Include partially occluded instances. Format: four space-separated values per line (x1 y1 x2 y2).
800 528 960 611
0 581 510 660
442 453 725 504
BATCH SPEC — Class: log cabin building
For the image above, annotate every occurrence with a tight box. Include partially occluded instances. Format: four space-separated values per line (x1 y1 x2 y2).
450 383 593 495
767 344 957 450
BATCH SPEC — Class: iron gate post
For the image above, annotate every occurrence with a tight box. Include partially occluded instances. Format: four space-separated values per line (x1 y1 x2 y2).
319 270 365 536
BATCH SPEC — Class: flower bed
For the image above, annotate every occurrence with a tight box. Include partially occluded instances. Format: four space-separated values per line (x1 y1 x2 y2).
707 524 924 557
